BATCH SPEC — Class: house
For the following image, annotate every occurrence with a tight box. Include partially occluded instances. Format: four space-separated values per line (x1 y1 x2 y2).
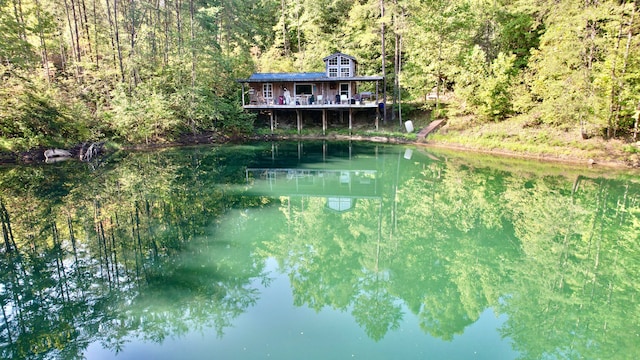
237 53 384 134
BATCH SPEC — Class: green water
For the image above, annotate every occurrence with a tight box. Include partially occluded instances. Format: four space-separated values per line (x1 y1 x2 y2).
0 142 639 359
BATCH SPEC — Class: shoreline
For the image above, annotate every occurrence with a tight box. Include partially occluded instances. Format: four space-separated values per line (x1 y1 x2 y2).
2 132 638 170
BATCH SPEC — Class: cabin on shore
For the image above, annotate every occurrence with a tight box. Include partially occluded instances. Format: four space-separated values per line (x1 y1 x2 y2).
238 53 384 134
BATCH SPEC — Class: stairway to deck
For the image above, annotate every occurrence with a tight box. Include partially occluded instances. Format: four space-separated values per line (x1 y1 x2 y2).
417 119 446 140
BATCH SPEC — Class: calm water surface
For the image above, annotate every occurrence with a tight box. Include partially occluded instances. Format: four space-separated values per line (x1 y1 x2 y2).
0 142 639 359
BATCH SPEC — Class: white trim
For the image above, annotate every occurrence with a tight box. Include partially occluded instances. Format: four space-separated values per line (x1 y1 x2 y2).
262 83 274 103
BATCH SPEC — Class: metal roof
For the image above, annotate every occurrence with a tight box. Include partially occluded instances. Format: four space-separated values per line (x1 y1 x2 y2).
243 72 325 82
238 72 383 83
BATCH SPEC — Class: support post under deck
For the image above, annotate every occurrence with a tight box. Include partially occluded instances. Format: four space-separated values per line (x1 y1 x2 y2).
322 109 327 135
270 111 274 134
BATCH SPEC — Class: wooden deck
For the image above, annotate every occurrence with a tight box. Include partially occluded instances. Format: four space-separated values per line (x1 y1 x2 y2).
249 103 381 135
417 119 446 140
243 102 379 110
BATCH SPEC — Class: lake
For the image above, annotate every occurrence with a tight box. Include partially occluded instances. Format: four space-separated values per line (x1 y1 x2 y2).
0 141 639 359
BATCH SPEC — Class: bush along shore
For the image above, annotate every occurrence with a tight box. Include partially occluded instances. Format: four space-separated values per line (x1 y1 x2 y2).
4 113 639 169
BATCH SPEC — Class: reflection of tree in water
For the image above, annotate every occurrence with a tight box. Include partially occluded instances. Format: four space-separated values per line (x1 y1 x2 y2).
1 144 640 360
352 272 403 342
0 147 268 359
262 148 640 359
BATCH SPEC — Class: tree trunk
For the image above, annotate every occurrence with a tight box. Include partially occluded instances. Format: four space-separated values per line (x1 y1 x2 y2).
281 0 290 56
0 200 17 253
34 0 51 83
93 0 99 68
128 0 139 90
164 0 169 66
80 0 93 63
615 3 637 139
63 0 79 66
380 0 387 124
114 0 125 82
393 7 399 124
176 0 183 56
70 0 82 62
607 17 623 138
190 0 196 134
12 0 27 42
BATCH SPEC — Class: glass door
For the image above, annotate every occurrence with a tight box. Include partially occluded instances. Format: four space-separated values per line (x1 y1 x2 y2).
263 83 273 104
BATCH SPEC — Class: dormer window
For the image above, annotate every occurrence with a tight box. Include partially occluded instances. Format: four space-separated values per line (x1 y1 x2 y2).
325 53 355 78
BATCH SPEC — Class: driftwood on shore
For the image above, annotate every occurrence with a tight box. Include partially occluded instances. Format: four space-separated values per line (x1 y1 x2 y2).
43 142 104 163
79 142 101 162
44 149 72 162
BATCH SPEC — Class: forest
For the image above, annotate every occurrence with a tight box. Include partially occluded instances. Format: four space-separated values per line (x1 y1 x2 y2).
1 0 640 152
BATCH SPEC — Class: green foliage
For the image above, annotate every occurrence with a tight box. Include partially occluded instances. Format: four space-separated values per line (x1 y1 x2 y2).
478 52 517 120
455 47 518 121
3 0 640 150
109 84 177 144
0 66 93 151
496 11 541 69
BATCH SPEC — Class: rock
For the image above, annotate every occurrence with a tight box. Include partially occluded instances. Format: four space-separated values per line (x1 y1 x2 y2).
44 149 72 160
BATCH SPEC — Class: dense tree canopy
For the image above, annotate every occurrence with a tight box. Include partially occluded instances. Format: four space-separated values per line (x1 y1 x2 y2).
1 0 640 150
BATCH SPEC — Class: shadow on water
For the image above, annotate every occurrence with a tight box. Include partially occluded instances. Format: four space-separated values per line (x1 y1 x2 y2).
0 141 639 359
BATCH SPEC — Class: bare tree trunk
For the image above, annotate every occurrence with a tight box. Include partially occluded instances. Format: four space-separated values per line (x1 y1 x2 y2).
128 0 139 90
0 199 17 253
615 3 637 139
189 0 196 134
608 14 624 139
393 8 399 124
70 0 82 61
104 0 116 68
63 0 79 66
176 0 183 55
151 0 159 61
281 0 290 56
109 216 120 285
34 0 51 83
398 30 403 126
190 0 195 88
380 0 387 124
93 0 99 68
162 0 168 66
80 0 93 63
296 0 303 67
114 0 125 82
12 0 27 42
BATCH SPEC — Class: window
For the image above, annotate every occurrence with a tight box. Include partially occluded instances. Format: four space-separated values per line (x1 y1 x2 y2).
340 83 350 96
328 58 338 66
263 83 273 100
329 68 338 77
295 84 313 95
340 67 351 77
340 57 351 65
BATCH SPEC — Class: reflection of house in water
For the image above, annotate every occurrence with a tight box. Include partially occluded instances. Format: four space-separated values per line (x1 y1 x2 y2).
245 168 379 212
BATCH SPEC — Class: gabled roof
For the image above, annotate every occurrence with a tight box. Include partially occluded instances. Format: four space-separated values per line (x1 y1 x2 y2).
322 52 357 63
